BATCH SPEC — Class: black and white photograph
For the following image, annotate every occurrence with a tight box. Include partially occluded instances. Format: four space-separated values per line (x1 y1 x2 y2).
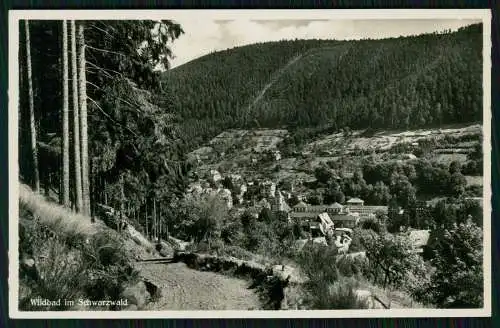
9 9 491 318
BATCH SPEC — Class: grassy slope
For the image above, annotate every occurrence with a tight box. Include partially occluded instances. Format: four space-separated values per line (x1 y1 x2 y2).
19 183 102 239
19 183 155 260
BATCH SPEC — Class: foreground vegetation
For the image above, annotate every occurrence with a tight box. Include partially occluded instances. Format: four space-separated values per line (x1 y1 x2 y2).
18 184 150 311
172 186 483 309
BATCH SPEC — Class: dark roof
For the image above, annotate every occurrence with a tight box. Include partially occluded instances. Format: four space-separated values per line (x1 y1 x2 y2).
294 201 309 208
331 214 358 221
290 212 315 219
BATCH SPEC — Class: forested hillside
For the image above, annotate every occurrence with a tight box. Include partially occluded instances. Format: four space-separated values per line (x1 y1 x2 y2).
162 24 482 149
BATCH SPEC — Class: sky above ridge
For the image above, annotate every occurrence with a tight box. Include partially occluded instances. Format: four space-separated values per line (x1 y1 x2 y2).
166 19 480 68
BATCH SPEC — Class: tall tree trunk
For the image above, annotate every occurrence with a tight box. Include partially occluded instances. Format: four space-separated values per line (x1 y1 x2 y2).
159 208 162 240
25 20 40 192
166 211 169 238
120 172 125 233
145 200 149 239
78 22 91 216
153 197 157 241
90 158 95 221
61 20 70 207
104 179 107 205
71 20 83 212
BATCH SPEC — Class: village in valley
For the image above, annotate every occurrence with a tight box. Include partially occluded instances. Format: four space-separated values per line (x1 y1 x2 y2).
182 124 483 256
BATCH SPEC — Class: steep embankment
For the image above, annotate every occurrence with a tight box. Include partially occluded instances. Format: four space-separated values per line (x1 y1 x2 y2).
162 24 482 149
18 183 158 311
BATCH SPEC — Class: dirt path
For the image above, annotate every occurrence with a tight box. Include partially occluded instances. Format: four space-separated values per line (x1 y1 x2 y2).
136 262 261 310
248 53 303 111
246 45 352 118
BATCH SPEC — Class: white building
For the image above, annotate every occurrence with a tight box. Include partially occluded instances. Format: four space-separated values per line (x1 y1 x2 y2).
209 169 222 184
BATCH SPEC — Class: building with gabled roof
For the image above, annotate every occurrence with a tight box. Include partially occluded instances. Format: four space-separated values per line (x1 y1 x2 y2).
346 197 365 206
408 229 431 253
331 202 343 209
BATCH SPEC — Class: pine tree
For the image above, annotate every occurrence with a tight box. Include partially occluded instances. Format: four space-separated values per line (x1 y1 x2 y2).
78 22 91 216
25 20 40 192
61 20 70 207
71 20 83 212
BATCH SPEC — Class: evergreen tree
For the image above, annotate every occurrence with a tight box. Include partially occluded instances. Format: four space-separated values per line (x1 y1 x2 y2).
61 20 70 207
24 20 40 192
71 20 83 212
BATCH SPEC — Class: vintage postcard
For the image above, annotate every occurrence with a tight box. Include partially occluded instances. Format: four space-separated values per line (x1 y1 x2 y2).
9 9 491 318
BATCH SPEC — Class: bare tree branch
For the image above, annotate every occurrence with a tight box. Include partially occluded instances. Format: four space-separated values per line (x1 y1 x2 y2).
86 44 128 58
87 96 138 137
88 23 116 39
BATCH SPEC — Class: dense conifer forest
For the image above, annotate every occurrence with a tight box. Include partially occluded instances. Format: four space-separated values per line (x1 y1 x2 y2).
162 24 482 149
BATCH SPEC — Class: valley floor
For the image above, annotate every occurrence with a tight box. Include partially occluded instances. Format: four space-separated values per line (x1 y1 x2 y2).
136 262 261 310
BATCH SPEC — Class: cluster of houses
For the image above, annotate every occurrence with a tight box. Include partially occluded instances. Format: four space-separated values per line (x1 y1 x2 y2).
271 194 388 236
191 168 389 225
184 169 438 255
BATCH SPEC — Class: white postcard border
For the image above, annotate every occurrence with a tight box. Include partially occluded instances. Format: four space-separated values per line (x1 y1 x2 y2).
8 8 492 319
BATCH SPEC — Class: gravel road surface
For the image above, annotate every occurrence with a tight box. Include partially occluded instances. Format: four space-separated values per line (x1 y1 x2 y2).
136 262 261 310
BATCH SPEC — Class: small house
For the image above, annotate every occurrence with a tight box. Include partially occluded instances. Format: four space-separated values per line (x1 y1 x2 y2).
346 197 365 206
209 169 222 183
293 201 309 212
317 212 335 235
331 214 359 229
408 229 431 254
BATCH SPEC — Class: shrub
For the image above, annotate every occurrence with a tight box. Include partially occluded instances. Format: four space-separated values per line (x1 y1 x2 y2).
295 242 339 284
304 277 369 310
347 228 366 253
19 206 140 312
80 230 140 309
361 218 382 233
219 245 263 262
19 236 88 311
335 255 369 278
19 184 98 245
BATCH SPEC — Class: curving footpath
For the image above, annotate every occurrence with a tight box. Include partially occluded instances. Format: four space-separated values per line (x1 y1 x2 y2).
136 262 261 310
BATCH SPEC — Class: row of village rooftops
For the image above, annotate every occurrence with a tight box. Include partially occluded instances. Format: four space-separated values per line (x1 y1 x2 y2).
196 169 390 219
286 198 389 219
270 191 389 229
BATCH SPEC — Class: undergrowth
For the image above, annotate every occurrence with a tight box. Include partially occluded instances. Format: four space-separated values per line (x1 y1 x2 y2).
18 186 140 311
